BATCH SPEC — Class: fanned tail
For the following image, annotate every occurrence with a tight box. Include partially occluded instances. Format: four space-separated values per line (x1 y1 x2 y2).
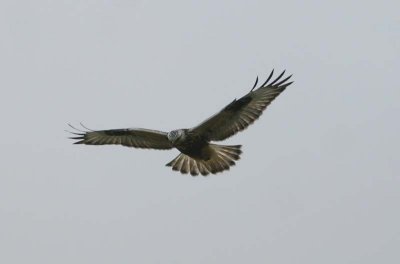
166 144 242 176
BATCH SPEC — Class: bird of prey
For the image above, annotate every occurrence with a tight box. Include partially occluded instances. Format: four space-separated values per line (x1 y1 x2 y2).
68 70 293 176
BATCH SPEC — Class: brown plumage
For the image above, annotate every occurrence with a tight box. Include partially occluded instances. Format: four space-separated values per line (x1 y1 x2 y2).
68 70 293 176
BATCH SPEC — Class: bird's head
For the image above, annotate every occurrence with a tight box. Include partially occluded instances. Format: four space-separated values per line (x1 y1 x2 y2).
167 129 185 144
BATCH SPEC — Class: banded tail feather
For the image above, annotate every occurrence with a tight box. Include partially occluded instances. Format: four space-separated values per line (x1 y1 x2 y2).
166 144 242 176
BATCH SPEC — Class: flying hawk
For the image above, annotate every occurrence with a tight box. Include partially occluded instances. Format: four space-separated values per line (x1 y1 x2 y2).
68 70 293 176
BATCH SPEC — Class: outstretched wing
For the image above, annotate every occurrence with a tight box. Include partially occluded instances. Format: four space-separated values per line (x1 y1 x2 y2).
68 124 173 150
190 70 293 141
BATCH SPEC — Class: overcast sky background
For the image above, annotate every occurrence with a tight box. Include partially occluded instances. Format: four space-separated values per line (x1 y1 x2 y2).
1 0 399 263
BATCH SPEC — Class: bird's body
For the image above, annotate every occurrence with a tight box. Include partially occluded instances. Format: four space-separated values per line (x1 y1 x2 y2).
168 129 207 159
68 70 293 176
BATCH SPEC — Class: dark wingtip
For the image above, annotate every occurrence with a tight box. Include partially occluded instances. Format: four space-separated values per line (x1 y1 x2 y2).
250 69 293 90
69 136 84 140
251 76 259 91
285 81 294 87
67 131 84 136
260 69 275 88
269 70 286 86
274 74 293 87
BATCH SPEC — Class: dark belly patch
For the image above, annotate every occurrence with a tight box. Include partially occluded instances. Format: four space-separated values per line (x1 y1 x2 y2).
176 141 209 160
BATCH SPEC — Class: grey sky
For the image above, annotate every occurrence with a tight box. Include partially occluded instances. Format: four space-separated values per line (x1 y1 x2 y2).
0 0 399 263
